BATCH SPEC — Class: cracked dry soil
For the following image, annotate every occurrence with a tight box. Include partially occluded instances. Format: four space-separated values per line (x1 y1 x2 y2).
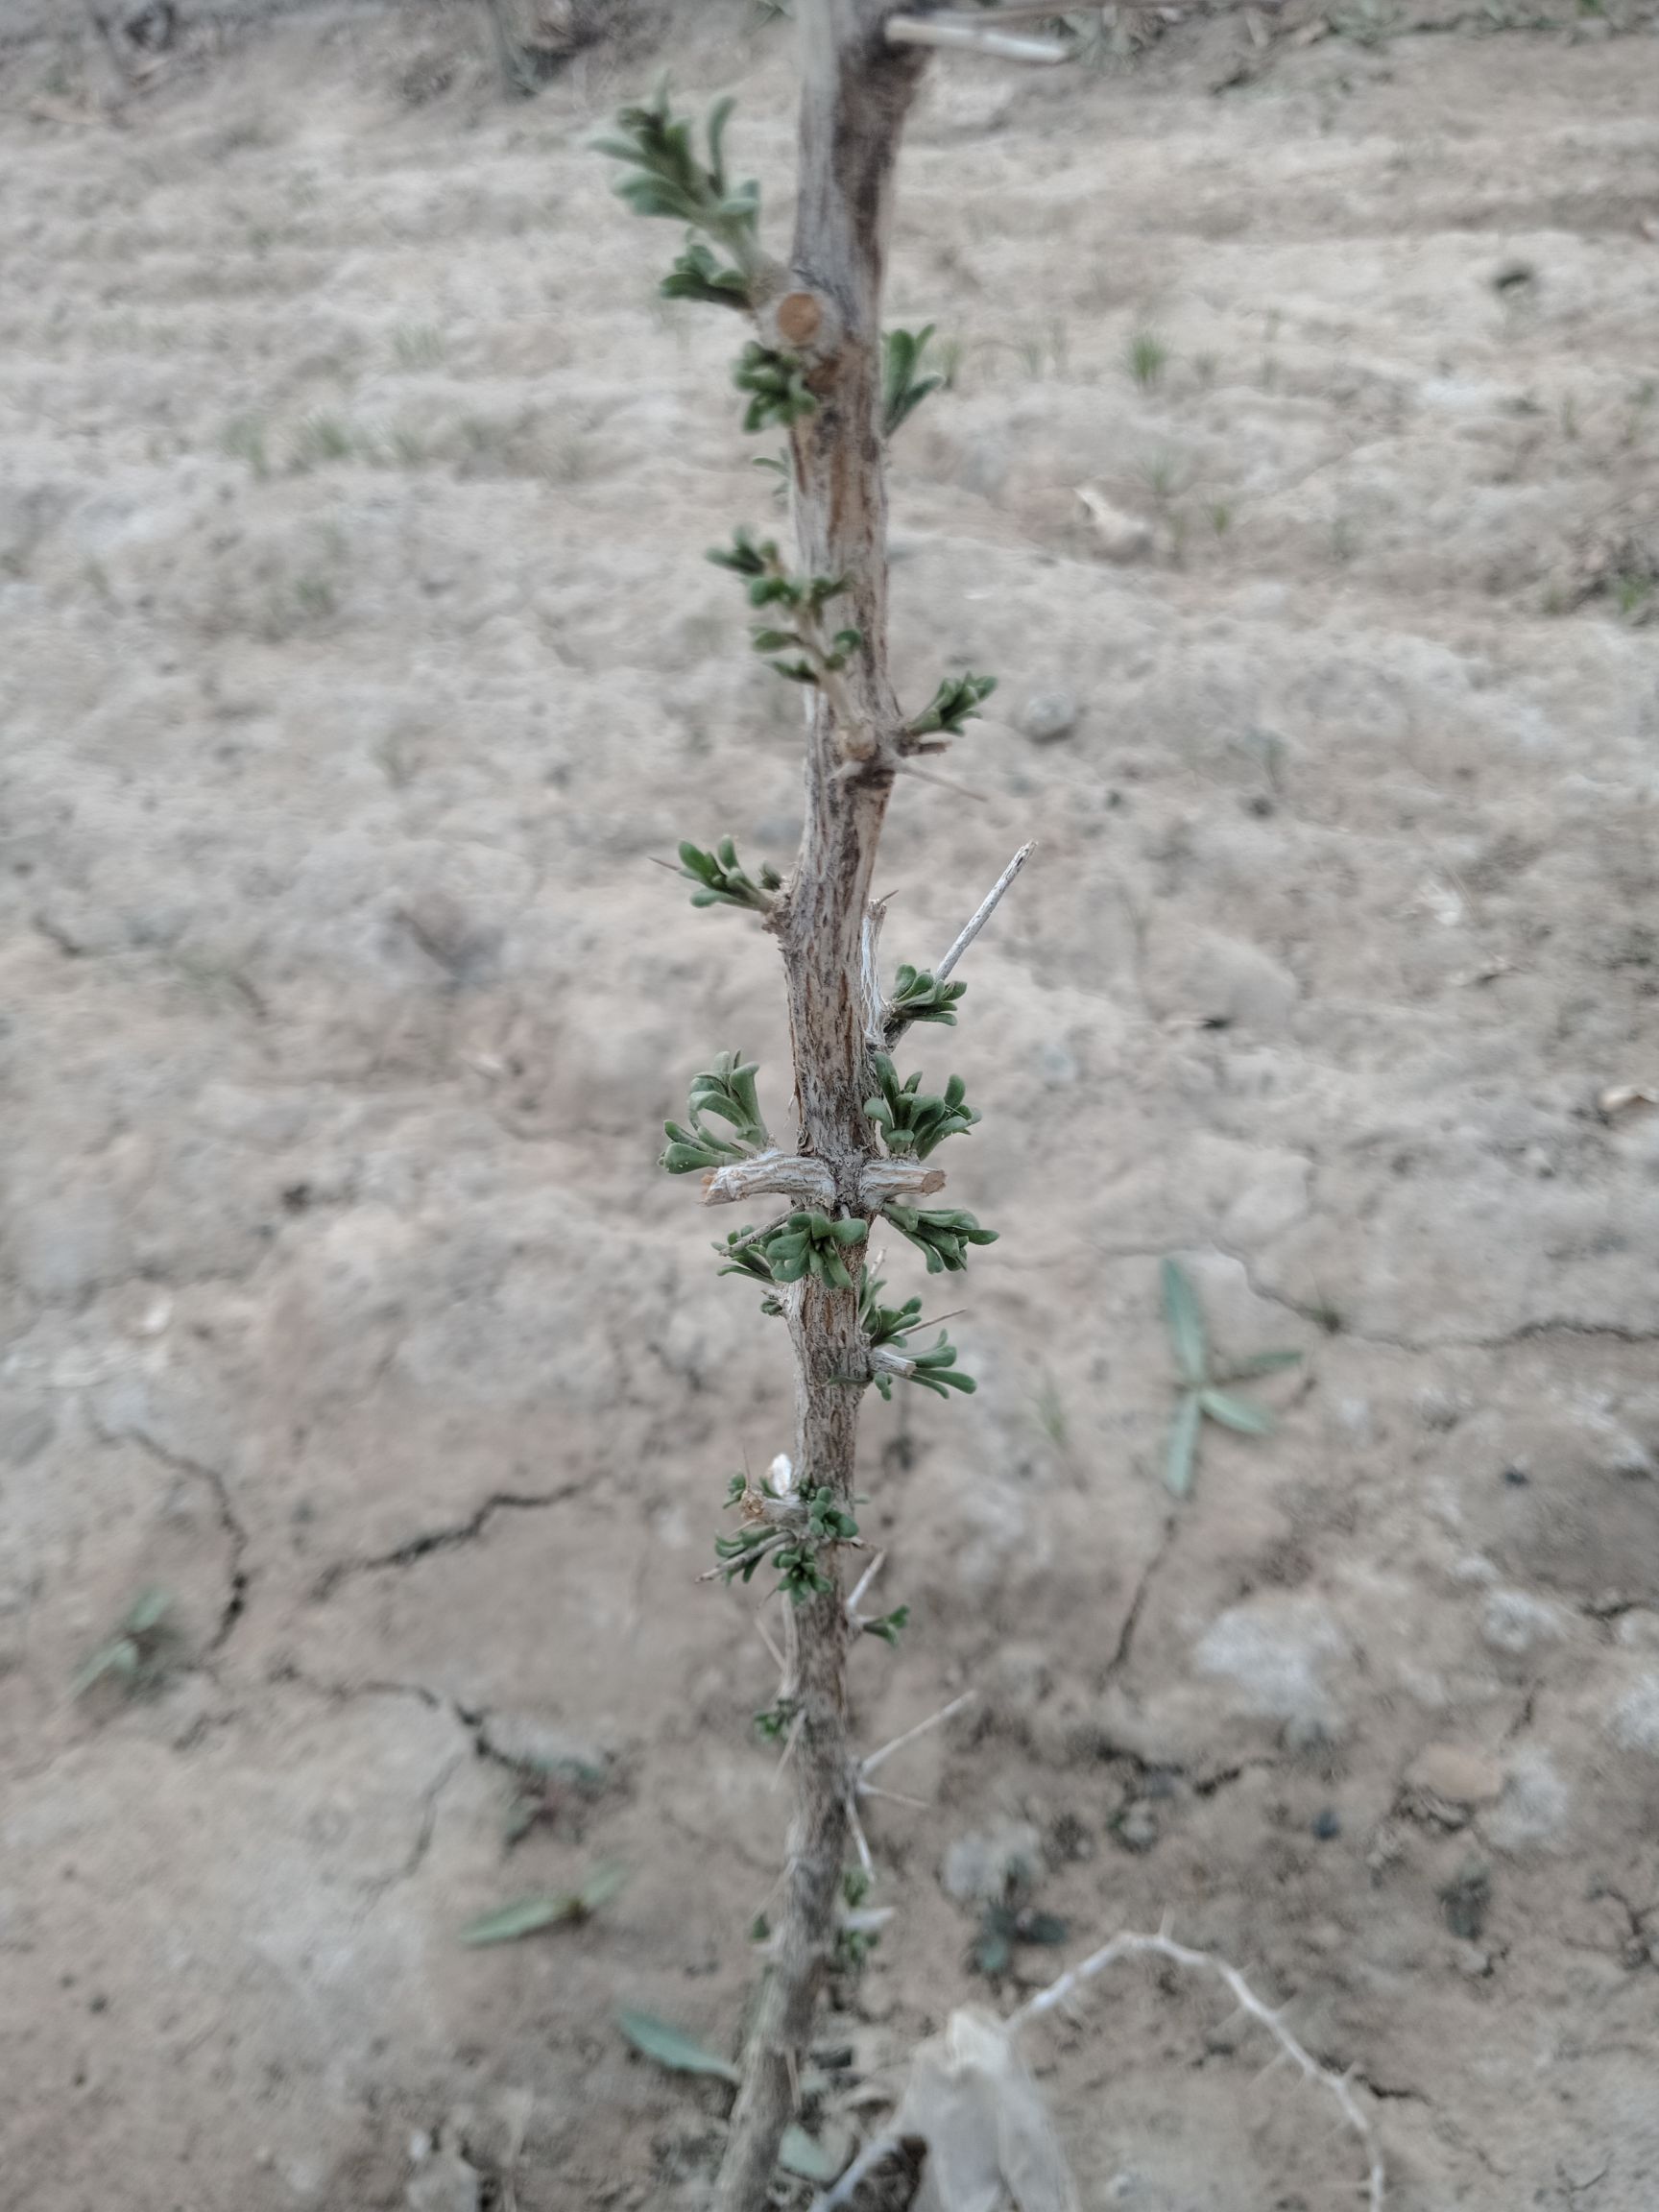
3 4 1659 2207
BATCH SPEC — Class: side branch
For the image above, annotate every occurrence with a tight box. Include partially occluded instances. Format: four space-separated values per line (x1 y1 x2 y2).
703 1152 838 1209
857 1159 946 1210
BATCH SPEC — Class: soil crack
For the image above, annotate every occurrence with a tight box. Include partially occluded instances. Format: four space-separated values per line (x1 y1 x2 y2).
88 1412 251 1651
312 1483 588 1599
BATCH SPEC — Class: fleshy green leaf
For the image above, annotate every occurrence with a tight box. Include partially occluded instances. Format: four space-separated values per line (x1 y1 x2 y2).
1165 1388 1202 1498
617 2008 740 2081
1161 1257 1209 1386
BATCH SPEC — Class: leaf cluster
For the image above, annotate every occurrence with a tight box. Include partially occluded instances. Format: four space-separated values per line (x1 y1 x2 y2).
880 1203 998 1275
709 527 858 685
713 1224 785 1310
886 963 967 1030
882 324 945 438
862 1277 974 1401
865 1052 977 1159
733 340 817 433
762 1209 868 1289
677 835 781 912
715 1477 859 1601
598 84 759 304
661 1049 768 1174
904 670 998 741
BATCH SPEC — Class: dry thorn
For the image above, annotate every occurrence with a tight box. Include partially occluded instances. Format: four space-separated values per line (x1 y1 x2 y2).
886 12 1069 61
846 1551 886 1622
936 841 1035 984
858 1691 974 1781
846 1791 875 1880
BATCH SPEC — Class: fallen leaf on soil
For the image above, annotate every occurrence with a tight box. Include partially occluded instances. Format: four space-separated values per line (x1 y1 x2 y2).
615 2008 739 2081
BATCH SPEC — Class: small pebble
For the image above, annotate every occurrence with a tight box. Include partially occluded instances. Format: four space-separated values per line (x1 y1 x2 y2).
1311 1807 1341 1840
1020 690 1079 744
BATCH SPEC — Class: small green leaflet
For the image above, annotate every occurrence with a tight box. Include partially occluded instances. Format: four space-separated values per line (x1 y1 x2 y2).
1165 1388 1202 1499
1199 1388 1274 1436
1161 1257 1208 1386
1229 1349 1304 1377
616 2008 740 2082
460 1863 626 1945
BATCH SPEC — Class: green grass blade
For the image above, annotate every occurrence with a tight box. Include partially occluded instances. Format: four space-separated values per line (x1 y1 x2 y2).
1226 1349 1303 1378
1165 1388 1202 1497
1199 1387 1274 1436
459 1896 572 1946
1161 1257 1209 1385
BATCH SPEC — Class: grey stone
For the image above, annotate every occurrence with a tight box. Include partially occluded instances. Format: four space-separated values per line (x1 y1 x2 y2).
1020 690 1079 744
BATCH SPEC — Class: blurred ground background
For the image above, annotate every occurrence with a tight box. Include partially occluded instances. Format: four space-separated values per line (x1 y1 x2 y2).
3 2 1659 2206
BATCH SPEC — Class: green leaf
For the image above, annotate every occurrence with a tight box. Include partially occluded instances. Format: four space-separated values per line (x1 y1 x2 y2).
459 1896 574 1946
1161 1257 1209 1386
779 2127 839 2183
1199 1388 1274 1436
1227 1349 1304 1377
125 1587 173 1634
71 1636 139 1697
577 1862 629 1913
461 1864 625 1943
617 2008 740 2082
1165 1388 1202 1499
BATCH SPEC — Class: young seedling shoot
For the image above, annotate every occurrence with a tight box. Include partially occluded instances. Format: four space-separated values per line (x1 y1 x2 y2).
600 22 1039 2206
1159 1257 1302 1499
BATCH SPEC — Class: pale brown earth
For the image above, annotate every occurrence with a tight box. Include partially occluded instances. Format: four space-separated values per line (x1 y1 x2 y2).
3 5 1659 2208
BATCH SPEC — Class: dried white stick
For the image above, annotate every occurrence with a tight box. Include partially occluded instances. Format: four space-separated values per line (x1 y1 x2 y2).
886 13 1068 60
1016 1929 1385 2212
935 841 1035 983
858 1691 974 1780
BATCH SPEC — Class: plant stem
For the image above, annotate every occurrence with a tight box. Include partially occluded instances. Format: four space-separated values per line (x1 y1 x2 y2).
711 9 926 2207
